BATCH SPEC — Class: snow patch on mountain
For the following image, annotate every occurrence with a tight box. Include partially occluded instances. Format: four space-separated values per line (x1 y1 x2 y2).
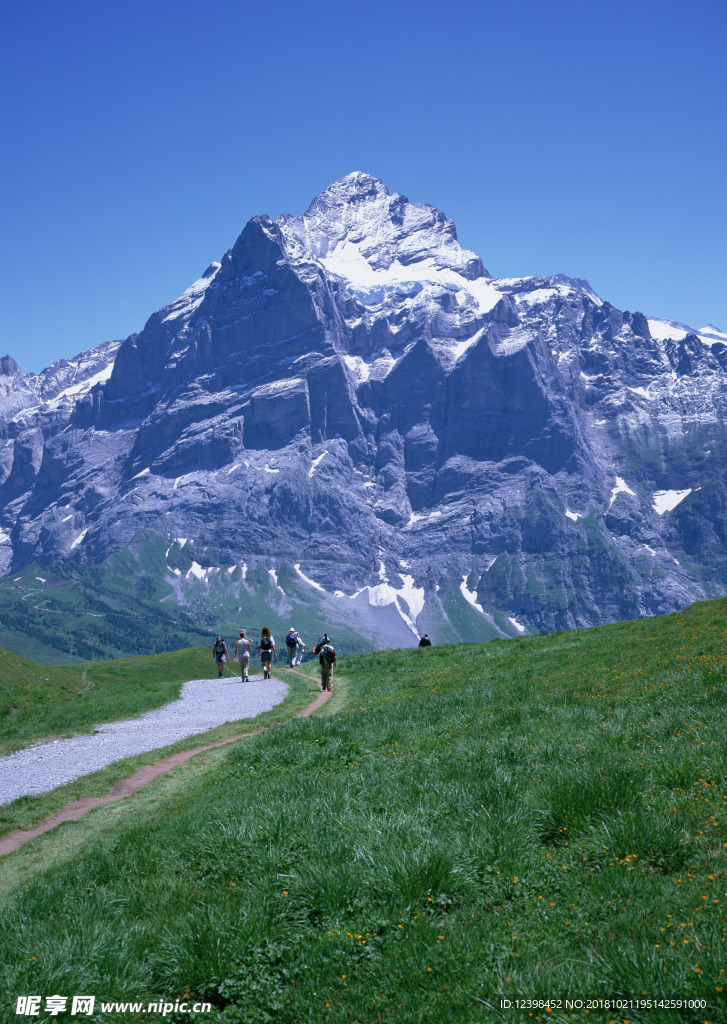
162 263 220 323
653 489 691 515
698 324 727 345
295 563 325 592
252 377 306 399
460 576 485 614
268 569 285 595
488 326 535 357
648 319 688 342
609 477 637 509
47 361 116 406
309 452 328 477
626 386 653 400
407 509 442 527
345 572 425 637
186 562 219 582
497 275 602 306
431 327 487 367
320 239 499 314
648 317 727 348
342 347 412 385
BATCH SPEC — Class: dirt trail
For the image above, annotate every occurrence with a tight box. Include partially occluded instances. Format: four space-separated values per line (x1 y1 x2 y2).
0 680 330 858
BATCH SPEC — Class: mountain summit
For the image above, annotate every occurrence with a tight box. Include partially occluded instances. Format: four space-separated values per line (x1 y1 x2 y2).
1 174 726 659
279 171 488 281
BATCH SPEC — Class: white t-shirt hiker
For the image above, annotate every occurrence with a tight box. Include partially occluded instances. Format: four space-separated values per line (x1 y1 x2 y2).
234 632 251 681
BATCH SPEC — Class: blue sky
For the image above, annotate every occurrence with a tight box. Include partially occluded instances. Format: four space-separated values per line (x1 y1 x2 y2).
2 0 725 373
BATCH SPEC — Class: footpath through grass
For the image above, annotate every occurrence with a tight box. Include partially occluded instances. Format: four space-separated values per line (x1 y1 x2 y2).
0 650 311 838
0 646 243 756
1 602 727 1023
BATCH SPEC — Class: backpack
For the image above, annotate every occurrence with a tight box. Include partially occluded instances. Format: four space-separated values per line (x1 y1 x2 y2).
260 635 273 651
320 644 336 665
285 632 298 648
214 641 225 657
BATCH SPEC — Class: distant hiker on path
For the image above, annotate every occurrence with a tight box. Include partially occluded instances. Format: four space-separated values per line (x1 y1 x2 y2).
418 634 432 648
234 630 251 681
285 627 305 668
212 636 228 677
258 627 276 680
313 634 336 691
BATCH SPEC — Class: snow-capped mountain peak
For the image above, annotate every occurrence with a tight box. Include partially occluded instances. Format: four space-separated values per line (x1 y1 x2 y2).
309 170 390 208
277 171 494 314
277 171 489 278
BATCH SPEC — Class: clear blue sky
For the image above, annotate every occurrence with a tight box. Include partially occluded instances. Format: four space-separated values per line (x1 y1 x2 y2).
2 0 725 373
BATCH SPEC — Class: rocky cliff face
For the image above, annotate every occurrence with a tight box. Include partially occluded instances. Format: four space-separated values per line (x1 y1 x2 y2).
2 172 726 656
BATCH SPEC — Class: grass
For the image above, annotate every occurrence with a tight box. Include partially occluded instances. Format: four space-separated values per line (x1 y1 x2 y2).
1 601 726 1022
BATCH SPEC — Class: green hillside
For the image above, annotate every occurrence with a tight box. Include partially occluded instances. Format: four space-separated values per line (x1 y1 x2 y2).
1 600 726 1022
0 550 375 665
0 532 522 667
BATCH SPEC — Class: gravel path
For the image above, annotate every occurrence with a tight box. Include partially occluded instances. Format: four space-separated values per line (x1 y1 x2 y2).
0 674 287 806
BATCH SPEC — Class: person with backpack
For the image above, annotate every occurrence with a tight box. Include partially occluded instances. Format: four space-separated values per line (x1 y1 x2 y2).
418 634 432 647
258 627 276 680
234 630 251 681
312 633 336 691
285 627 305 668
212 636 228 678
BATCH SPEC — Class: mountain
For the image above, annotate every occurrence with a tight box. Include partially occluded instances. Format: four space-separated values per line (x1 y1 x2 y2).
2 171 726 661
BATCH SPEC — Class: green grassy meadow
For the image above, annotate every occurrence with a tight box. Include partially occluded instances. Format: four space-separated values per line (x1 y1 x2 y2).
1 601 726 1023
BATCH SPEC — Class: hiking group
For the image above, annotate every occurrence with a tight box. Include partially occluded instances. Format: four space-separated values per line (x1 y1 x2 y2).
212 628 337 691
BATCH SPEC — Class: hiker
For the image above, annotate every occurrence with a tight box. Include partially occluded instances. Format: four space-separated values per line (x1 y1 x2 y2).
313 633 336 691
234 630 251 681
285 627 305 668
212 636 228 677
418 634 432 648
258 627 276 680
